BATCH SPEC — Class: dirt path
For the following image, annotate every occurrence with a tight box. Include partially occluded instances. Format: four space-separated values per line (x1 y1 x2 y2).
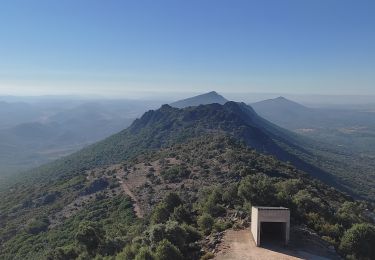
117 178 144 218
215 229 331 260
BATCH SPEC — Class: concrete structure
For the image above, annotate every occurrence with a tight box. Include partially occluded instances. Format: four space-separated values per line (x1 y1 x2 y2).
251 206 290 246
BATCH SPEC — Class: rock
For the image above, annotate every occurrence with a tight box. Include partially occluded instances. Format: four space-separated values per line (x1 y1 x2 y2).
328 245 335 253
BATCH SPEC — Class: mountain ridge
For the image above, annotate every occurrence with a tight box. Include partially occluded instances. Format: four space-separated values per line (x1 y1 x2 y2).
1 97 374 259
15 101 358 200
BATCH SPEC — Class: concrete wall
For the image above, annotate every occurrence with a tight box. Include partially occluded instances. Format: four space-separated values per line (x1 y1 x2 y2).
251 207 259 246
251 206 290 246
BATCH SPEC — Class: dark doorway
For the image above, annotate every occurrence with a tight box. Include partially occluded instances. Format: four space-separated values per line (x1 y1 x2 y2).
260 222 285 245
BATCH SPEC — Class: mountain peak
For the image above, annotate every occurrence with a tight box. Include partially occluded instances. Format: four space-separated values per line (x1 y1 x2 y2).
170 91 228 108
253 96 308 109
207 90 219 95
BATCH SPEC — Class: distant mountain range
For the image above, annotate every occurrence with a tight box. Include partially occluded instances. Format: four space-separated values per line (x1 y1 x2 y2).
252 96 375 130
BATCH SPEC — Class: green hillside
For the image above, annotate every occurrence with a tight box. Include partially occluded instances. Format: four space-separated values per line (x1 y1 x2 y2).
18 102 373 200
1 102 375 259
0 134 374 259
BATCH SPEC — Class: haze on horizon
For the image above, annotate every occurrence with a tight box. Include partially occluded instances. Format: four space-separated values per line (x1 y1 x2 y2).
1 0 374 97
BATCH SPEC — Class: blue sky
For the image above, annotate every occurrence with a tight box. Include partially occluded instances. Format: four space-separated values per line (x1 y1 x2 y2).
0 0 374 97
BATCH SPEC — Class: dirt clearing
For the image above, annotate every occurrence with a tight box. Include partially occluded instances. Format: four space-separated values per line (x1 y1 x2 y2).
215 229 334 260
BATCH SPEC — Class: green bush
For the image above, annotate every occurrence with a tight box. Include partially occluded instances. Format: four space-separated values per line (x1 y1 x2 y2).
116 243 140 260
213 219 231 232
292 190 325 215
222 184 240 206
171 205 191 223
135 247 155 260
47 245 79 260
75 221 104 252
181 224 201 243
160 165 190 183
202 196 225 217
163 193 182 212
198 213 214 235
165 221 189 250
155 239 183 260
336 202 365 228
199 187 225 217
339 223 375 260
26 216 50 235
238 174 276 206
148 224 167 246
151 203 170 224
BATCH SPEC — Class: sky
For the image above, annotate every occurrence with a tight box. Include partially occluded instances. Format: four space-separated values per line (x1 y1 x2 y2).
0 0 374 97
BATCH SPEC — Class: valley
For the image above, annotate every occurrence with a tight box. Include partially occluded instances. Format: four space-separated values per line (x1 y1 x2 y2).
0 98 162 175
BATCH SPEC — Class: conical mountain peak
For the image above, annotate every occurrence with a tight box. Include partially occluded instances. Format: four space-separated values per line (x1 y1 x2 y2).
170 91 228 108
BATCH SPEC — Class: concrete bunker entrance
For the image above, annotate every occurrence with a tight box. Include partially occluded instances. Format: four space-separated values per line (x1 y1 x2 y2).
260 222 286 245
251 206 290 247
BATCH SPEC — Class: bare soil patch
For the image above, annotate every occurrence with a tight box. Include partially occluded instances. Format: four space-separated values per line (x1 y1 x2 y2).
215 228 339 260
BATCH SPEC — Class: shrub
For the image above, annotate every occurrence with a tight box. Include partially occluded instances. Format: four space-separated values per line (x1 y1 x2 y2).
164 221 187 250
164 193 182 212
213 219 231 232
202 196 225 217
75 221 104 252
135 247 155 260
339 223 375 260
151 203 170 224
293 190 324 215
154 239 183 260
148 224 167 246
198 213 214 235
147 221 200 255
26 216 50 235
182 224 201 243
222 184 240 206
336 202 365 228
171 205 192 223
47 245 79 260
238 174 276 206
116 244 140 260
199 187 225 217
201 252 215 260
160 166 190 183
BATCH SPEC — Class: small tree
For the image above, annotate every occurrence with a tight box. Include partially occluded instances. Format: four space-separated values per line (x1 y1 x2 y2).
154 239 183 260
339 223 375 260
164 193 182 212
116 243 140 260
164 221 187 250
47 245 79 260
75 221 104 252
26 217 50 235
198 213 214 235
135 247 155 260
171 205 191 223
148 224 166 246
336 202 365 228
151 203 170 224
238 174 276 206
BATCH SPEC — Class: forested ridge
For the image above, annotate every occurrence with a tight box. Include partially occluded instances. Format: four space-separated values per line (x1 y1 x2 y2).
1 103 374 259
